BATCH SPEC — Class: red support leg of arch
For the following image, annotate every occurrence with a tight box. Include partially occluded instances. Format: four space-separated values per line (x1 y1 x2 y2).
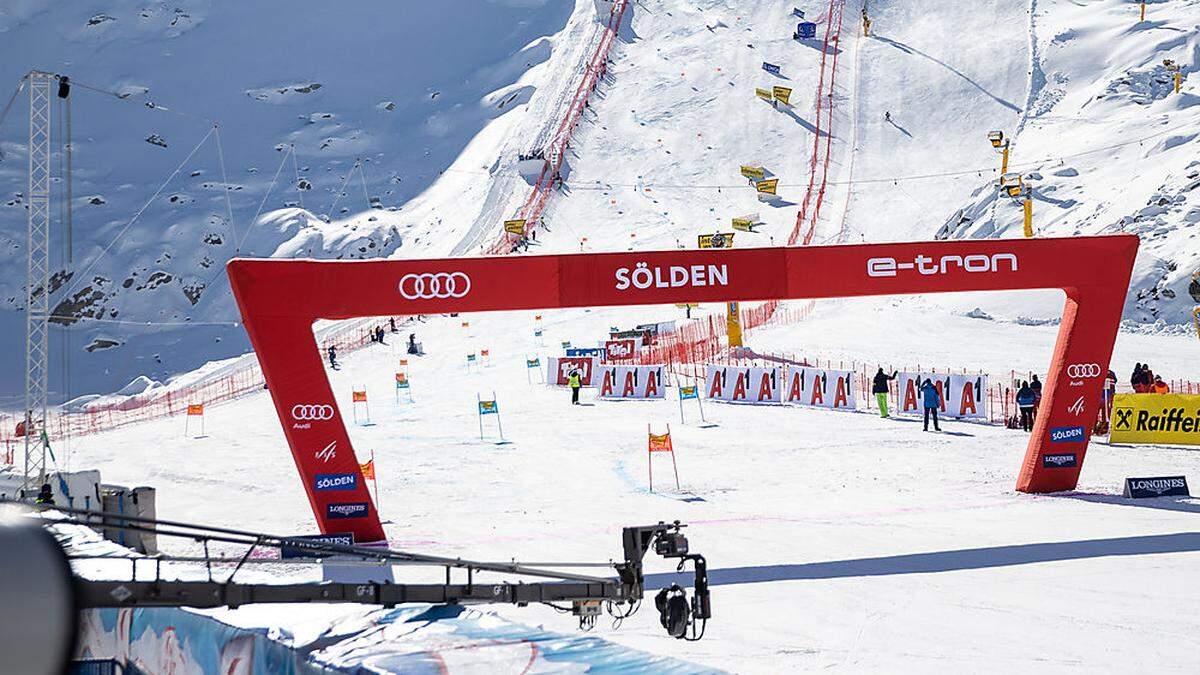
228 235 1138 542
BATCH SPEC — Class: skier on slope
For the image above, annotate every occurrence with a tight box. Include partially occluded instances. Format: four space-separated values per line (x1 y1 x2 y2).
920 379 942 432
1015 380 1036 432
871 368 897 418
568 369 582 405
327 345 338 370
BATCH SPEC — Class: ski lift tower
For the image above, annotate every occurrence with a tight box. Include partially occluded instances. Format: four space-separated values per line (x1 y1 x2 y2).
22 71 54 497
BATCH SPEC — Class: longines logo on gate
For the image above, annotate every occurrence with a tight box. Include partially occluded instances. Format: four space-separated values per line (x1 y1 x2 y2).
399 272 471 299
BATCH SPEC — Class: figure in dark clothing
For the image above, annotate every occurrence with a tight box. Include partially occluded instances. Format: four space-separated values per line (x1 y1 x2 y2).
1029 374 1043 421
920 379 941 431
375 326 386 344
1016 381 1036 432
871 368 897 417
390 317 397 333
327 345 338 369
35 483 53 505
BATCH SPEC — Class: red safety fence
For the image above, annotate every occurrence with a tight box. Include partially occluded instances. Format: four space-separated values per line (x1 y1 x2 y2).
0 316 410 447
486 0 630 254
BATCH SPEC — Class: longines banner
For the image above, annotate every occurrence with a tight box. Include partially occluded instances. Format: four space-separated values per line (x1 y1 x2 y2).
598 365 666 399
1110 393 1200 445
897 372 988 420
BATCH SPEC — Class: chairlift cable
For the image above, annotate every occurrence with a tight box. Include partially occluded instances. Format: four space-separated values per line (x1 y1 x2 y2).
213 124 238 253
58 126 216 301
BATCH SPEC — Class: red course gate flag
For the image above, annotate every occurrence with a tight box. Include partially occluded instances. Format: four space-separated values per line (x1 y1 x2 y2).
228 236 1138 543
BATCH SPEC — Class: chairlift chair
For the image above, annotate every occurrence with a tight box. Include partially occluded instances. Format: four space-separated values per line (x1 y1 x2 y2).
987 130 1005 148
999 172 1024 198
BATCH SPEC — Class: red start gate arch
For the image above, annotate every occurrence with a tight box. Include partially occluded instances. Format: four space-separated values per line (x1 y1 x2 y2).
228 235 1138 543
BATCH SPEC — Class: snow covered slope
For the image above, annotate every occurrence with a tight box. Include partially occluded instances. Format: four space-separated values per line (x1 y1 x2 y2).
54 301 1200 672
0 0 582 399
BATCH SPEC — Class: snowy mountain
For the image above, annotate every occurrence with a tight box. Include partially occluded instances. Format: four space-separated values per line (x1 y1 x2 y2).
0 0 582 401
1 0 1197 396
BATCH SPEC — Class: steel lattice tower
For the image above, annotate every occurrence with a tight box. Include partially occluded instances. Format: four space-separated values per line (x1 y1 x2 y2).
22 72 53 496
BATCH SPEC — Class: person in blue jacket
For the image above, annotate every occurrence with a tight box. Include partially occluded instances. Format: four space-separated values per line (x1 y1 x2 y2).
1015 380 1036 432
920 379 942 432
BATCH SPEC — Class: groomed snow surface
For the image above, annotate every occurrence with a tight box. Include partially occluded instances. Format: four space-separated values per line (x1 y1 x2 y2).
57 301 1200 673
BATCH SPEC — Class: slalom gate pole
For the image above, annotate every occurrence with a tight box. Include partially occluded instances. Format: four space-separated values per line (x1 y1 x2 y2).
372 448 379 514
477 393 484 441
697 390 706 422
494 391 504 440
679 391 685 424
647 423 654 493
668 423 681 490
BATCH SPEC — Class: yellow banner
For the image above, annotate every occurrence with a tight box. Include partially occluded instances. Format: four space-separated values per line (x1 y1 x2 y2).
1110 393 1200 445
698 233 734 249
727 301 743 347
503 218 526 234
756 178 778 195
772 86 792 105
731 218 754 232
755 87 773 101
739 165 765 180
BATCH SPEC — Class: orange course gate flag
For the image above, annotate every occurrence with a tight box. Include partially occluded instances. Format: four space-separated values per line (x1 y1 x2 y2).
352 391 367 403
648 432 673 452
359 459 375 480
186 404 204 416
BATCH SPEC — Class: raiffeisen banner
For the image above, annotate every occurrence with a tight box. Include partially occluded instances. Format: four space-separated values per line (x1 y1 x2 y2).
1110 393 1200 445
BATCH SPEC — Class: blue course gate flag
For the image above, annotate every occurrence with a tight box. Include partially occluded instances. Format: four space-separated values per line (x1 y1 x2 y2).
796 22 817 39
762 62 781 75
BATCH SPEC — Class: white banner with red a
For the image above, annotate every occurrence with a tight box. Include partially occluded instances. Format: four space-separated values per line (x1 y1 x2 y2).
705 365 782 403
783 368 857 410
897 372 988 419
598 365 666 399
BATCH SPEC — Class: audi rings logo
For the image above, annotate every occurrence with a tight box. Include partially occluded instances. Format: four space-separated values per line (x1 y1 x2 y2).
399 272 471 300
292 404 335 421
1066 363 1101 378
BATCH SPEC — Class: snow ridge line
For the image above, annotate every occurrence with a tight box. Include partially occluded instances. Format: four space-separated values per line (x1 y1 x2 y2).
484 0 630 255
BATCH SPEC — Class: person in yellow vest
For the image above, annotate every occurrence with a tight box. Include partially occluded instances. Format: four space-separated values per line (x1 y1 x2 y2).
568 369 582 405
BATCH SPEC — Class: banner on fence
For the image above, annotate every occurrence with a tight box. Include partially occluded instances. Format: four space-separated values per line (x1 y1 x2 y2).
566 347 605 358
504 218 526 235
698 233 735 249
897 373 988 419
1110 393 1200 445
605 338 639 361
756 178 778 195
598 365 665 399
548 356 601 387
740 165 765 180
772 86 792 106
785 368 856 410
705 365 782 404
755 87 773 101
